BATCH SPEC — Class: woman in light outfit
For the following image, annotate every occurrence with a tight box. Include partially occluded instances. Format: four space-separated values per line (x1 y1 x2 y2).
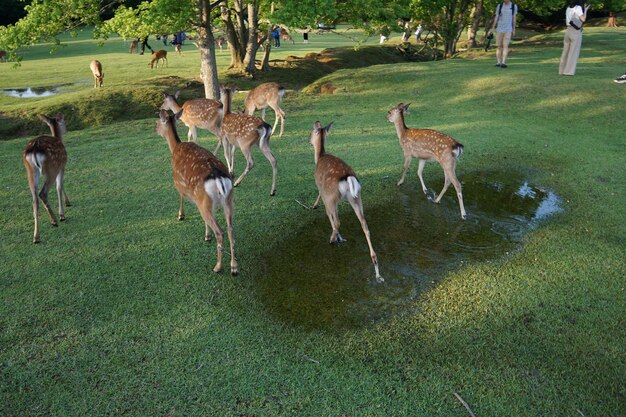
559 0 590 76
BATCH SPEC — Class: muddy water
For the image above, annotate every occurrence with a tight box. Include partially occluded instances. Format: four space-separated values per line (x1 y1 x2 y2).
255 171 562 331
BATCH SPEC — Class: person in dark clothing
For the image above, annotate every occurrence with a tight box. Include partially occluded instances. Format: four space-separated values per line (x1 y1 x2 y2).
140 36 154 55
272 27 280 47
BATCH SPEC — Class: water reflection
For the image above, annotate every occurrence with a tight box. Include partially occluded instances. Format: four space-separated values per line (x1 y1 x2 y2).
255 171 563 331
2 84 71 98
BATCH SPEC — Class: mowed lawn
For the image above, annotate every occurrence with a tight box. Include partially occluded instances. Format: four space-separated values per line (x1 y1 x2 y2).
0 26 625 416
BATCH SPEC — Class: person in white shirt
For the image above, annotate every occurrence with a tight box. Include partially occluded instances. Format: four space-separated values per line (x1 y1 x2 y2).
559 0 590 76
489 0 518 68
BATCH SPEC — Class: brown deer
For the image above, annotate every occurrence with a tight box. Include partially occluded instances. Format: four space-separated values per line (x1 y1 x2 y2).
219 85 277 196
280 28 295 44
215 35 226 51
128 39 138 54
160 91 223 151
89 60 103 88
148 49 168 68
244 82 286 137
309 121 382 282
386 103 466 220
23 114 71 243
0 50 7 62
155 109 237 275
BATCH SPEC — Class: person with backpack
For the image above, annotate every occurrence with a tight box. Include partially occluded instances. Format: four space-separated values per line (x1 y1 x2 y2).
559 0 590 76
489 0 518 68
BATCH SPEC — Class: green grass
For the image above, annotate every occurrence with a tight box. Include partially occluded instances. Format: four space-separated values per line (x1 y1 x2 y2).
1 25 625 416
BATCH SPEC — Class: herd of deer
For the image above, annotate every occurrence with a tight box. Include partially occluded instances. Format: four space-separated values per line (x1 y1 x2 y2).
24 76 466 282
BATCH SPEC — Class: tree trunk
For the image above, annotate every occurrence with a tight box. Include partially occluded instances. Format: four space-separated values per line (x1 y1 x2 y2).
468 0 484 48
197 0 220 99
243 2 260 74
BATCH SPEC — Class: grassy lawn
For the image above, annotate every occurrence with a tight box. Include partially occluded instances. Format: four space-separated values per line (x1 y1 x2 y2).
1 25 625 416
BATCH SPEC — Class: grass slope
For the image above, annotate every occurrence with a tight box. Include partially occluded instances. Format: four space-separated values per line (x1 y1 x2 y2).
1 27 625 416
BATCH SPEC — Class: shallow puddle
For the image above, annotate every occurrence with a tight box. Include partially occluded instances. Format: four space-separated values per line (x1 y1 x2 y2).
2 84 73 98
255 171 562 331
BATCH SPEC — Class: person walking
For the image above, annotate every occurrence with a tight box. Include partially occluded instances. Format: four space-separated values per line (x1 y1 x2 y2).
559 0 590 76
489 0 518 68
140 36 153 55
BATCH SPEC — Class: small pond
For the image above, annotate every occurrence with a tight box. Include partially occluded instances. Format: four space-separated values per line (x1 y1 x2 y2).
2 83 75 98
254 170 563 331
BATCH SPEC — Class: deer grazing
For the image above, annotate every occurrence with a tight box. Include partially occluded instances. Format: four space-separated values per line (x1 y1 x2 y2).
386 103 466 220
244 82 286 138
148 49 168 68
23 114 71 243
160 91 223 151
219 85 277 196
89 60 104 88
309 121 382 282
280 28 295 44
155 109 237 275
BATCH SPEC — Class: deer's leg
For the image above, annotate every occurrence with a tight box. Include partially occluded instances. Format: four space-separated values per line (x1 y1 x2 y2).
271 106 285 138
178 193 185 220
223 193 238 276
39 177 59 226
323 196 344 244
188 125 198 143
213 136 222 154
348 195 383 282
260 107 267 121
198 197 223 273
63 171 71 207
417 159 429 195
434 170 451 204
221 137 234 175
26 168 41 243
312 192 322 209
55 170 66 221
397 155 411 186
441 164 466 220
259 140 277 196
233 146 255 188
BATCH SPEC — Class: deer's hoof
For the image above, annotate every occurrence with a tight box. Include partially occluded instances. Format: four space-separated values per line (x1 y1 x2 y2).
213 265 222 273
33 238 40 244
60 216 66 222
231 267 238 276
178 215 185 221
270 190 276 197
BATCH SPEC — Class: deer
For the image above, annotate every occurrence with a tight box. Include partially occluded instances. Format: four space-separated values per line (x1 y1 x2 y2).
128 39 138 54
244 82 286 138
219 85 277 196
0 50 7 62
23 114 71 243
89 60 104 88
309 121 383 282
215 35 226 52
160 91 223 152
148 49 168 68
155 109 237 275
280 28 295 44
386 103 466 220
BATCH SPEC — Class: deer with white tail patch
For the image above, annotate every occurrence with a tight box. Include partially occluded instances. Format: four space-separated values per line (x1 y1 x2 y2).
23 114 71 243
310 121 382 282
155 109 237 275
386 103 467 220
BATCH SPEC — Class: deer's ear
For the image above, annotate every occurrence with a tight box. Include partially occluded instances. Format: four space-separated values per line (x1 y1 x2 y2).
403 103 411 112
313 121 322 130
231 86 238 94
55 113 64 123
324 121 334 134
37 114 51 125
174 110 183 122
159 109 169 123
174 90 181 99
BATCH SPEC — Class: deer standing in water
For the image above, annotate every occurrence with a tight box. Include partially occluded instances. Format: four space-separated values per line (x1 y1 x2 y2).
244 82 286 137
309 121 383 282
89 60 104 88
160 91 223 151
386 103 466 220
148 50 168 68
219 85 277 196
155 110 237 275
23 114 71 243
